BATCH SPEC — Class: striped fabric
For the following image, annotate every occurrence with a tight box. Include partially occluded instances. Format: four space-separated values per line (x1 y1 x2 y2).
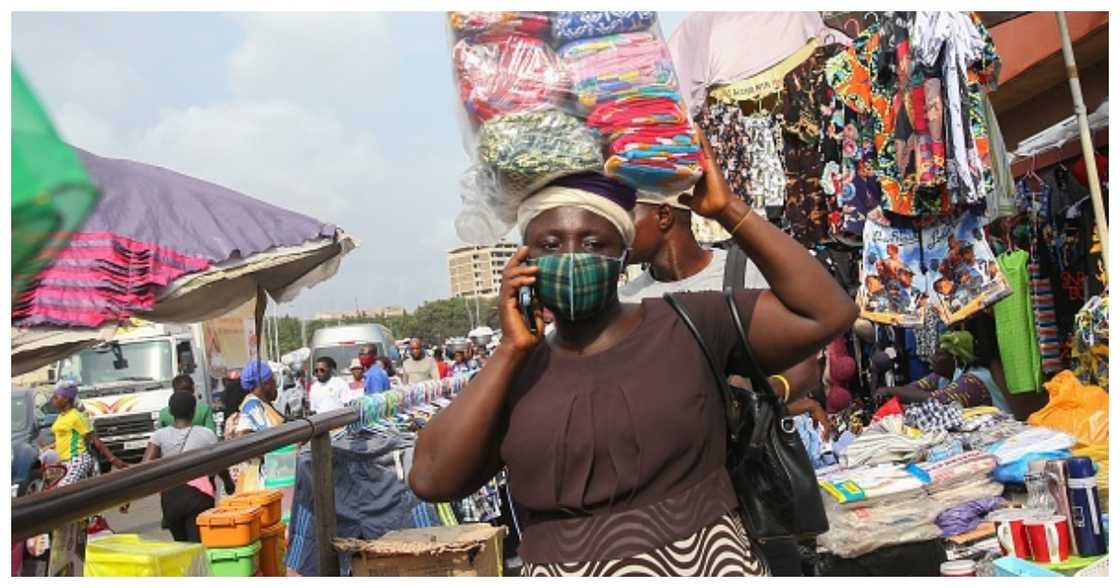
522 512 768 577
12 230 210 327
1029 262 1063 374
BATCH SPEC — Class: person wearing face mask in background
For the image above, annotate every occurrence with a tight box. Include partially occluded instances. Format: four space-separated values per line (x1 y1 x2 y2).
358 344 391 394
409 131 857 577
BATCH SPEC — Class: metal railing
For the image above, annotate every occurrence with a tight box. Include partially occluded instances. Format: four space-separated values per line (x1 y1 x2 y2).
11 406 359 576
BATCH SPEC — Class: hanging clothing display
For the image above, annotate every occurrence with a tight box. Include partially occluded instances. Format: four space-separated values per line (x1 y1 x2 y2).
910 12 1001 206
780 43 847 246
695 101 785 214
820 94 882 241
667 12 847 116
825 12 999 217
992 250 1043 394
859 211 1010 326
1071 294 1108 388
981 94 1016 222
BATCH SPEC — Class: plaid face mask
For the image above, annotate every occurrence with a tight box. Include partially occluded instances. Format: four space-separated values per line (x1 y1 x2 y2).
529 252 627 322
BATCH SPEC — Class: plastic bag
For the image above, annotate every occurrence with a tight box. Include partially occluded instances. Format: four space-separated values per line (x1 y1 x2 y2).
452 32 567 125
477 107 603 200
818 494 944 558
991 450 1072 484
447 12 701 243
1028 369 1109 447
449 11 551 40
551 11 657 45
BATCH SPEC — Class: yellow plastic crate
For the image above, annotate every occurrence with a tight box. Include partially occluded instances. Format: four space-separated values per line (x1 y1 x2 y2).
84 534 211 576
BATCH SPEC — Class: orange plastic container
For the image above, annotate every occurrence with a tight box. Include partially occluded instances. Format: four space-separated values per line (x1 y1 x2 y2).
196 506 263 548
259 522 288 577
222 490 283 527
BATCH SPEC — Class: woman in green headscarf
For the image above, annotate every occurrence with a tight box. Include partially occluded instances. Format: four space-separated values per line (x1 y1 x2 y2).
876 331 1011 411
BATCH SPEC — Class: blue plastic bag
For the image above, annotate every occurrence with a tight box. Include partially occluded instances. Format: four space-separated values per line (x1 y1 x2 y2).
991 450 1072 484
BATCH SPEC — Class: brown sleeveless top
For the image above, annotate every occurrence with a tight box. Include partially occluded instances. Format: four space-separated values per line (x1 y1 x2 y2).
500 290 761 564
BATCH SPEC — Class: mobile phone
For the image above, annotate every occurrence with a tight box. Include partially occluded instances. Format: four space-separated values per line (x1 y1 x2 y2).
518 286 537 334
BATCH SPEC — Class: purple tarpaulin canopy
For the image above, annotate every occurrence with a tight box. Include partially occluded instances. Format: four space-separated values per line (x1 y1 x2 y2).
12 148 357 374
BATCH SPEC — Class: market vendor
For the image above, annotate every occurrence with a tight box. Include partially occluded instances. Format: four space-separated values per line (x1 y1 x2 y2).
875 331 1011 411
410 131 858 577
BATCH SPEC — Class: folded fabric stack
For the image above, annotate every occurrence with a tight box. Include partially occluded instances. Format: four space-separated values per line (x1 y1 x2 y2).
987 426 1076 465
452 32 567 124
558 27 702 196
845 415 949 467
449 11 551 40
818 463 927 509
904 399 965 433
551 11 657 45
817 492 944 559
559 31 676 112
477 108 604 202
915 450 999 492
587 91 702 195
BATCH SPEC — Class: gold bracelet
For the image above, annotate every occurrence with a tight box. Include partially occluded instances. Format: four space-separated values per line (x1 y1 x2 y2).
728 208 753 236
771 374 791 403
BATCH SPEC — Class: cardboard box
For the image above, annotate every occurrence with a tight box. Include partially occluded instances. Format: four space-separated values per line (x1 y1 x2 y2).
335 524 507 577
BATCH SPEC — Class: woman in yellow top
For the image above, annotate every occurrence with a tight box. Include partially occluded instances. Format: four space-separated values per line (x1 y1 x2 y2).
49 381 127 486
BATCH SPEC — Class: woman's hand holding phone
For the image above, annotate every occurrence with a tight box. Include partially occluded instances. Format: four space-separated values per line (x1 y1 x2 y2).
499 246 545 355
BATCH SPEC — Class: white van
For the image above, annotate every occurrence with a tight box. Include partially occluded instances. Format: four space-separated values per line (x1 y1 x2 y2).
310 323 399 378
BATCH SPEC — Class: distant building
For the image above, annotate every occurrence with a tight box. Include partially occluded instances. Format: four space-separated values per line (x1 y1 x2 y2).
448 241 519 298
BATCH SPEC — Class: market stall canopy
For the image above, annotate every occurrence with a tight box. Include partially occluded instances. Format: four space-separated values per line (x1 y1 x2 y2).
12 148 357 376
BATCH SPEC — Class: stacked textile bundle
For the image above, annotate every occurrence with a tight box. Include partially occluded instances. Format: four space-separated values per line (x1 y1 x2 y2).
448 11 700 243
561 31 702 195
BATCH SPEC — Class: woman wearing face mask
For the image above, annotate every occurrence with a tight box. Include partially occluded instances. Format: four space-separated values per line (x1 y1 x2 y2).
409 133 857 576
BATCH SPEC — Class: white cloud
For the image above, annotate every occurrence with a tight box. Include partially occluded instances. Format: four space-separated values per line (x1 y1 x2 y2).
228 13 393 110
129 100 384 223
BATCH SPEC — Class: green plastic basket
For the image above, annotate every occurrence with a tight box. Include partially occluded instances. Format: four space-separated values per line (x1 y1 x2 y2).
206 541 260 577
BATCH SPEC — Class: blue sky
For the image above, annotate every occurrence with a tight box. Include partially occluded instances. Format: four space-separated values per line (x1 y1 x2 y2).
13 11 687 318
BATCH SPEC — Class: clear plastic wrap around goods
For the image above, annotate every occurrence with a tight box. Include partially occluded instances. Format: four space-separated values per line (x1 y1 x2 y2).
449 12 551 40
477 108 604 201
452 33 567 125
449 12 701 245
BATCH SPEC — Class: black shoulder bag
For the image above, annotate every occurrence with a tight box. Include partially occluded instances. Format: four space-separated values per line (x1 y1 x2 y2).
663 287 829 542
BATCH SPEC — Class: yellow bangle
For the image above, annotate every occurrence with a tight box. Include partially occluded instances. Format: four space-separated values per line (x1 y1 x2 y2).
728 208 753 236
771 374 791 403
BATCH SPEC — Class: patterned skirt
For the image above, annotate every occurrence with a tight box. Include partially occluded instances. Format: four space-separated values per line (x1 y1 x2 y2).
521 512 769 577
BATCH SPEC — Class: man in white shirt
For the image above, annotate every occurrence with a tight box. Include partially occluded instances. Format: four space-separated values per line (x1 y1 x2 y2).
307 357 352 415
619 193 768 304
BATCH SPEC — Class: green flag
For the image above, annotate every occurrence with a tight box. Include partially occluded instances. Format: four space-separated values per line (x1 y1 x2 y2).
11 63 99 301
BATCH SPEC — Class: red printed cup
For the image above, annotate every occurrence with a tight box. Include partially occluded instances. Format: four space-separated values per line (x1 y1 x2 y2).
1025 515 1071 564
989 509 1032 559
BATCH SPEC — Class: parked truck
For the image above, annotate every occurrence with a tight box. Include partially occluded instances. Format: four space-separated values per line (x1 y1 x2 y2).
54 322 213 466
50 301 267 466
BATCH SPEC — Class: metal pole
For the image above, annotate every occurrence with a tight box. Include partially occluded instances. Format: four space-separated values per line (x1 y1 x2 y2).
11 407 357 542
1055 11 1109 276
311 432 340 576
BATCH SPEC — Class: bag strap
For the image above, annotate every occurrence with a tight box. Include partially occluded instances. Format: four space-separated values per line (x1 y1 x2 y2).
723 243 749 290
721 287 779 402
662 293 739 442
